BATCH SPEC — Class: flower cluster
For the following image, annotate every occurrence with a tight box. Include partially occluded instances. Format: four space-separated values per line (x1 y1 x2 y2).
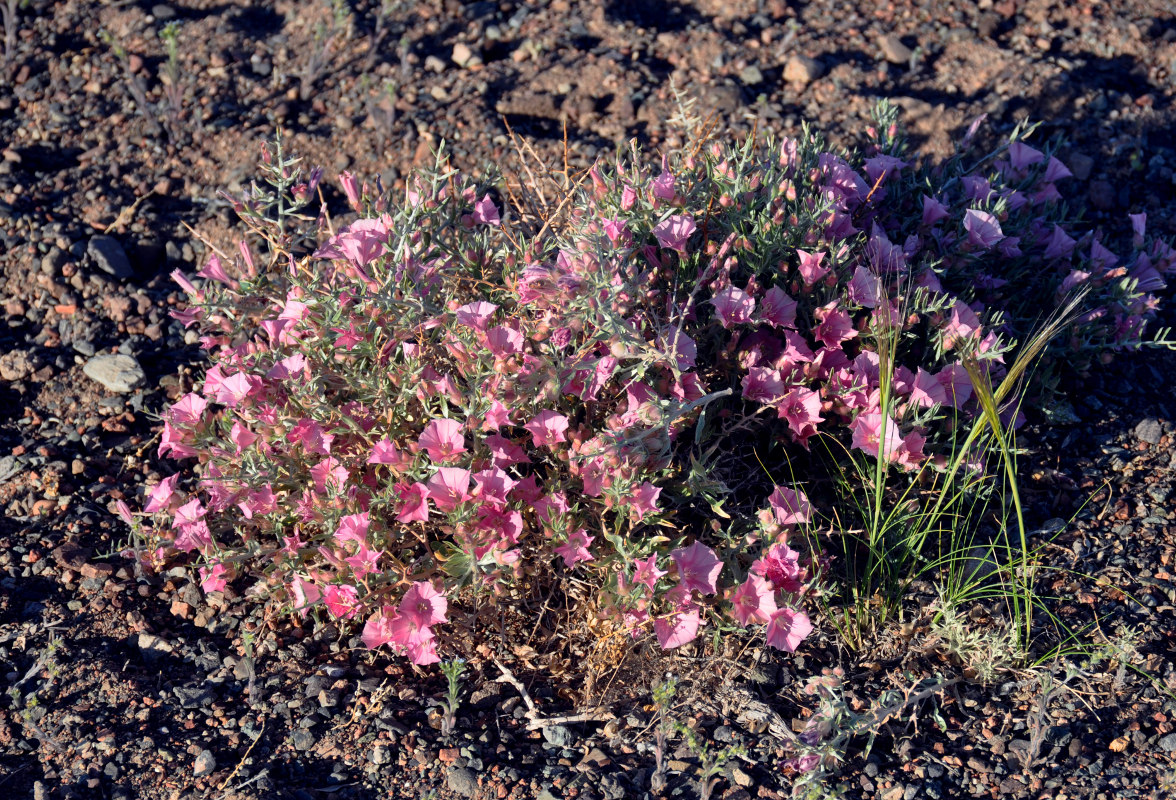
127 110 1169 667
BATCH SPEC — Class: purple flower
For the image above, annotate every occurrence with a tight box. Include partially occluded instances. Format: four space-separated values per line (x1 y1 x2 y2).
963 209 1004 250
711 285 756 328
922 195 950 226
671 541 722 595
472 195 501 226
759 286 798 328
652 214 697 255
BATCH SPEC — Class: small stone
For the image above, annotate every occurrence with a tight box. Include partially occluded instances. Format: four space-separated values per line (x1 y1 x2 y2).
41 247 66 275
1068 153 1094 181
879 34 914 64
138 633 175 663
542 725 574 748
1088 180 1115 210
731 766 753 787
446 767 478 798
452 42 474 67
152 4 177 21
33 782 49 800
0 349 40 381
783 55 825 86
53 542 90 569
81 562 115 579
739 65 764 85
292 729 316 751
83 354 146 393
1159 732 1176 752
194 749 216 777
425 55 447 73
1135 417 1162 445
87 235 134 279
576 747 611 770
370 744 392 765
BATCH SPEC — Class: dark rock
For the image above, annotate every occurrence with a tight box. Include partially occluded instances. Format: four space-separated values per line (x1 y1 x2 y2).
446 767 479 798
1135 417 1163 444
87 236 134 279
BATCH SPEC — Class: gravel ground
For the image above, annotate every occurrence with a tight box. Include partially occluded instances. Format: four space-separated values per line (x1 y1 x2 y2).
2 1 1175 798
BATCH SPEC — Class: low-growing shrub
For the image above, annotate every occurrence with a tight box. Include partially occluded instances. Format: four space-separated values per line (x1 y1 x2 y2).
121 104 1172 680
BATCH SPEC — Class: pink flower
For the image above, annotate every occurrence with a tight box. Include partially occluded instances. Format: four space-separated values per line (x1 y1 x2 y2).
345 542 383 580
309 458 350 495
731 576 778 627
427 468 472 512
752 543 804 593
909 368 947 408
405 637 441 665
290 576 322 617
197 253 237 288
215 372 256 408
760 286 798 328
651 167 676 201
362 606 399 649
652 215 696 255
419 418 468 463
850 411 903 460
629 482 662 523
711 285 756 328
323 584 361 620
237 486 276 520
455 301 498 330
671 541 722 595
765 606 813 652
963 209 1005 250
742 367 785 404
936 363 974 409
287 419 334 456
847 267 882 308
472 195 501 226
339 171 361 211
229 421 257 454
399 581 448 629
1090 239 1118 270
555 530 595 568
602 217 630 245
776 387 824 445
267 352 307 380
485 434 530 468
796 249 828 285
621 184 637 210
813 304 857 349
768 485 812 525
942 301 982 350
486 325 524 357
481 400 513 431
655 606 701 649
472 467 515 506
168 393 207 427
394 482 429 523
895 430 927 472
199 562 229 595
144 474 180 514
632 554 667 590
369 439 412 470
524 410 570 449
334 512 370 546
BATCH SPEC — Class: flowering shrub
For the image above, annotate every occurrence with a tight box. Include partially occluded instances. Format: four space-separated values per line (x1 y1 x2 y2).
123 106 1171 669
